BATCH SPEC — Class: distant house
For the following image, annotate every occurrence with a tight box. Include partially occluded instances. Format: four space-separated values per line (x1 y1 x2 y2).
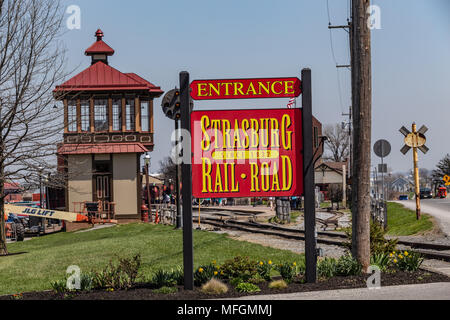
4 182 23 202
390 177 412 193
314 161 348 199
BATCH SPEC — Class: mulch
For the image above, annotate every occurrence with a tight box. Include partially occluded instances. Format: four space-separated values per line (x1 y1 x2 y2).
2 269 449 300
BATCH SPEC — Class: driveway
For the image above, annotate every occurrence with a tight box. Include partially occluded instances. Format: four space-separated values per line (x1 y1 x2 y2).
395 199 450 236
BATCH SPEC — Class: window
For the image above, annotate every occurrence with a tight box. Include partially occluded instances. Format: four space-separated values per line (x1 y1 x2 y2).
81 100 90 132
313 126 319 148
141 100 149 132
67 100 77 132
112 99 122 131
94 99 108 131
125 99 135 131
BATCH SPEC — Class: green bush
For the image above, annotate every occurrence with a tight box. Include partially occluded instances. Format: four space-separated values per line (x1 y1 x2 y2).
51 273 93 294
152 286 178 294
370 253 391 272
90 254 142 290
256 260 273 281
220 256 258 281
344 222 398 255
152 269 177 288
235 282 261 293
194 263 217 286
336 254 362 276
317 257 337 278
275 262 297 283
391 251 424 272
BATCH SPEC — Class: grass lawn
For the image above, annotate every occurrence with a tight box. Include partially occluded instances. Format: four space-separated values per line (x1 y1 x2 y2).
0 223 304 295
386 202 434 236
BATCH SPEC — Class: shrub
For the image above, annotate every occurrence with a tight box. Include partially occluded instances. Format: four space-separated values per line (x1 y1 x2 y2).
153 286 178 294
152 269 177 288
336 254 362 276
235 282 261 293
91 254 142 290
317 257 337 278
268 280 287 290
275 262 297 283
51 273 93 294
220 256 258 281
391 251 424 272
345 222 398 255
370 253 391 272
51 279 68 294
256 260 273 281
201 279 229 295
194 263 217 286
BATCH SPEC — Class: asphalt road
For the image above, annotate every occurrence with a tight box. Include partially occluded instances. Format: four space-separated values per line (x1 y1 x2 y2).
395 198 450 236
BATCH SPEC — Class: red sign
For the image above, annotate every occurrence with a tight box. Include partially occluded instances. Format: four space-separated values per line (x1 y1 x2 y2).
190 77 301 100
191 108 303 198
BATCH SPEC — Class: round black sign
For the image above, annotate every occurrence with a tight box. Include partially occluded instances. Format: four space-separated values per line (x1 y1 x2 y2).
373 139 391 158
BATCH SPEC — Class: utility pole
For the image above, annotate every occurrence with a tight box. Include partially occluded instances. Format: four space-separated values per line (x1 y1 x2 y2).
342 106 352 179
350 0 372 272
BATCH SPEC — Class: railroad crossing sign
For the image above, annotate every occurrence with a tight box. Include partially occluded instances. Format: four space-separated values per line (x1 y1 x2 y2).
399 123 429 220
399 124 429 155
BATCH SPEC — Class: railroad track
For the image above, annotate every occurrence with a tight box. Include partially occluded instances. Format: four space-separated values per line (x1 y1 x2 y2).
194 215 450 262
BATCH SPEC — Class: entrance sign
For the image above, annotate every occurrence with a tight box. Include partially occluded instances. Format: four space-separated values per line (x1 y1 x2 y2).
191 108 303 198
190 77 301 100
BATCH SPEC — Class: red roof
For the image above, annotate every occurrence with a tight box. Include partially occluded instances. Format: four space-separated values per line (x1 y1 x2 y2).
58 143 149 155
85 29 115 56
85 40 115 56
54 61 163 94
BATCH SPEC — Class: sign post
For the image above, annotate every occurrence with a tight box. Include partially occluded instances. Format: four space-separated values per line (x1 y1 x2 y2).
399 123 429 220
180 71 194 290
301 68 317 283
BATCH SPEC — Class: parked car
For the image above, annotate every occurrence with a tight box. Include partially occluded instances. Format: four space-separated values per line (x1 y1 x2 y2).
398 194 409 200
419 188 432 199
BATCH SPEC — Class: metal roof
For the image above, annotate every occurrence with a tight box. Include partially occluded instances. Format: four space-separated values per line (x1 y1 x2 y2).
57 143 149 155
54 29 163 96
53 61 163 94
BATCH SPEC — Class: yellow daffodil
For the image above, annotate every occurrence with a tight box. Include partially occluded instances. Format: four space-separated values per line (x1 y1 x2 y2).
389 253 393 257
214 271 218 276
404 251 408 256
199 267 204 273
393 259 398 263
259 261 264 265
268 260 272 265
399 255 403 259
293 262 297 266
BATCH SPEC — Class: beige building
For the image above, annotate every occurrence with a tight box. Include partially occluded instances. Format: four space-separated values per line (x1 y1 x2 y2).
54 29 163 219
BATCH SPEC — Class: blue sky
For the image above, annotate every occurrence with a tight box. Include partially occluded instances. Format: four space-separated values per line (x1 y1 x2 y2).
60 0 450 173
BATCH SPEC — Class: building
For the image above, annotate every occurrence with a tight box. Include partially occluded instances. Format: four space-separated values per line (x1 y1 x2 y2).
390 177 412 193
315 160 348 200
54 29 163 219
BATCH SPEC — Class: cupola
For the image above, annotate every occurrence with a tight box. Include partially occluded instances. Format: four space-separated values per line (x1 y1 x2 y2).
84 29 115 65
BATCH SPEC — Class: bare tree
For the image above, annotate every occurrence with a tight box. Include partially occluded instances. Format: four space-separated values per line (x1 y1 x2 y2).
0 0 67 255
159 156 176 183
323 124 350 162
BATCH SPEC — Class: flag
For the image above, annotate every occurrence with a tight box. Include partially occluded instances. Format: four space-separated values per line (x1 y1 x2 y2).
287 97 296 108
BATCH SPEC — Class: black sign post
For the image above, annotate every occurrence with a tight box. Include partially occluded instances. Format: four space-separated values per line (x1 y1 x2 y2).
180 71 194 290
301 68 317 283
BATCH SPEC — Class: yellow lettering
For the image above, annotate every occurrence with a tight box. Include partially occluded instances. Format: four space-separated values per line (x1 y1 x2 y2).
201 115 210 151
250 163 260 192
281 114 292 150
202 158 212 192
